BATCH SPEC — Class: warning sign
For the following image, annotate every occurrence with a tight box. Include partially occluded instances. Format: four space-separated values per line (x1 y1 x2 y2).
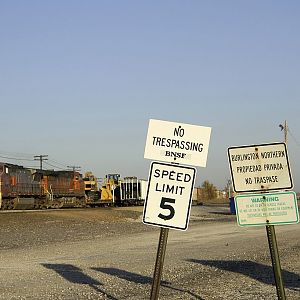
235 191 299 226
228 143 293 193
143 162 196 230
144 119 211 167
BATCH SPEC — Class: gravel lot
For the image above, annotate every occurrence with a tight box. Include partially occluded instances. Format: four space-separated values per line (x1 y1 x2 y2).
0 205 299 299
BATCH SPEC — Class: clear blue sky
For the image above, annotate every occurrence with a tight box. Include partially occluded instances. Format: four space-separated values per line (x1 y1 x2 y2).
1 1 300 191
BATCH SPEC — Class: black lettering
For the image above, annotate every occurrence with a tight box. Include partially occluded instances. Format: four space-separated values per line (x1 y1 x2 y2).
155 182 162 192
176 172 183 181
154 169 160 178
158 197 175 220
245 178 253 184
197 143 203 152
165 185 175 193
161 170 169 178
184 173 191 182
178 186 185 195
169 171 175 181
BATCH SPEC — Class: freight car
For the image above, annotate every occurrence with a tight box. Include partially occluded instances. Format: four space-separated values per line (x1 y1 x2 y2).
0 162 86 210
84 173 147 207
119 176 147 206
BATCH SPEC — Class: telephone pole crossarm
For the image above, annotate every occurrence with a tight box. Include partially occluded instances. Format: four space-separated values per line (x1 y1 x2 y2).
67 166 81 173
34 155 48 170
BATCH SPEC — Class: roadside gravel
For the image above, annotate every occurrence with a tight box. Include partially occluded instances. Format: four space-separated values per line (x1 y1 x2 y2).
0 205 299 299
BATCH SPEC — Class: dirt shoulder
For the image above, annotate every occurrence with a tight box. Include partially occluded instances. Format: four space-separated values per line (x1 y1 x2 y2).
0 205 299 299
0 205 233 250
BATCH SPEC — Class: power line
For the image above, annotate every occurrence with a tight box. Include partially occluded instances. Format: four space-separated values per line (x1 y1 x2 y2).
0 149 35 157
0 150 82 172
43 161 67 170
0 154 34 161
288 128 300 147
67 165 81 172
48 158 69 168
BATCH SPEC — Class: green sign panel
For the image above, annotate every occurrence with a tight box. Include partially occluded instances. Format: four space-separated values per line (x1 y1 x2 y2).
235 191 299 226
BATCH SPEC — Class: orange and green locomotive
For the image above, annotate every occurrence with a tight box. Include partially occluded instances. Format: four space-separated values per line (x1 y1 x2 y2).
0 162 85 210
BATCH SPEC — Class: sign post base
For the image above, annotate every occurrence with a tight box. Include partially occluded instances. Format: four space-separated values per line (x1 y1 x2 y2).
266 224 286 300
150 227 169 300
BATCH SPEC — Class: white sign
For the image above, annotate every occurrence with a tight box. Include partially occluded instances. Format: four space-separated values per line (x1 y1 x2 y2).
144 119 211 167
235 191 299 226
143 162 196 230
228 143 293 193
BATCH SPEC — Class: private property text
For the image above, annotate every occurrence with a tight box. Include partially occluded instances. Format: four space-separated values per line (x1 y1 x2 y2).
231 150 287 186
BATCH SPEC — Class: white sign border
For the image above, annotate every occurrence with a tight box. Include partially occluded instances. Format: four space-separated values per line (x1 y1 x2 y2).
143 161 196 231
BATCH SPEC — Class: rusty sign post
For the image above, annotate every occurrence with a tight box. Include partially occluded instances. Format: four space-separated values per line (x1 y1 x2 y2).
234 191 298 300
143 162 196 300
150 227 169 300
266 224 286 299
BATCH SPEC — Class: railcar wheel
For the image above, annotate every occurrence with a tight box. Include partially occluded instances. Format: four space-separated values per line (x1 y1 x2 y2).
1 200 8 210
7 199 15 210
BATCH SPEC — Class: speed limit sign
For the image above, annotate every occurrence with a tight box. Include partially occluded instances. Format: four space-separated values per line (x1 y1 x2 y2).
143 162 196 231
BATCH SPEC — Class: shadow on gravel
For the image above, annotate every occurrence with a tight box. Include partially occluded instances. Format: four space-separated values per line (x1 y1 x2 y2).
188 259 300 291
93 267 204 299
92 267 168 284
209 211 232 216
42 263 119 300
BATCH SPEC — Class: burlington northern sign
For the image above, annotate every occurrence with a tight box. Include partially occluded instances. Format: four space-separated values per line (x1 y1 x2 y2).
144 119 211 167
228 143 293 193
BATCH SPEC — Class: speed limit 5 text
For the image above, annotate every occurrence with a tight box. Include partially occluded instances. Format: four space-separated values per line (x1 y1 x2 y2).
153 168 192 196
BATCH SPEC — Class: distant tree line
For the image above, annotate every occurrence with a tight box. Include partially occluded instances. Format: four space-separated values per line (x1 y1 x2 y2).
193 180 230 204
200 180 218 201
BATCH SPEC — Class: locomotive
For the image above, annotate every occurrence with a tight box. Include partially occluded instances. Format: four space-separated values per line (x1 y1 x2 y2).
0 162 85 209
0 162 148 210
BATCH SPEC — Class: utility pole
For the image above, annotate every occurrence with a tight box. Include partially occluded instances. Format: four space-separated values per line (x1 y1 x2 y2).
279 120 288 144
34 155 48 170
227 179 232 198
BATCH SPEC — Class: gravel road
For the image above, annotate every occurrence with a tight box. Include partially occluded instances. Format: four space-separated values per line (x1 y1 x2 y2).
0 205 299 299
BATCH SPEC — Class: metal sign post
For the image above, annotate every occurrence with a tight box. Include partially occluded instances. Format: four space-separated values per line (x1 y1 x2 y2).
227 141 297 300
266 224 286 299
144 119 211 300
144 162 196 299
150 227 169 300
